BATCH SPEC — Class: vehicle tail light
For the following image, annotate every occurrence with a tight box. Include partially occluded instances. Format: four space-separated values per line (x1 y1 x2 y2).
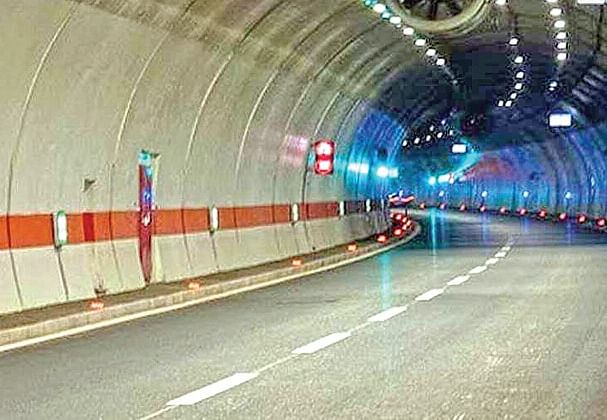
377 234 388 243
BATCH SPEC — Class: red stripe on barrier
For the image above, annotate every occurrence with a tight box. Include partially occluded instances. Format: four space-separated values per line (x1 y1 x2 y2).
182 208 209 233
273 205 291 224
0 201 376 251
155 209 185 235
0 216 9 250
8 214 54 248
234 205 274 229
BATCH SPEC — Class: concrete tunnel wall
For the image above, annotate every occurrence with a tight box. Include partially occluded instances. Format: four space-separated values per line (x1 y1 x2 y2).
0 0 420 314
404 123 607 217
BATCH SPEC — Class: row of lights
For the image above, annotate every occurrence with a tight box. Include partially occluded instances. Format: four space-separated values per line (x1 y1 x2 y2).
402 119 457 149
416 201 607 228
495 0 528 109
545 0 569 94
361 1 449 68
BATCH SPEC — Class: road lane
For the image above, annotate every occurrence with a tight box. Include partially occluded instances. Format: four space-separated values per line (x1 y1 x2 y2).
1 210 605 419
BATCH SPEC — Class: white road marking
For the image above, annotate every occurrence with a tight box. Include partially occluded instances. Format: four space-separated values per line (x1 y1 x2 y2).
415 288 445 302
0 229 421 355
166 372 258 406
469 265 487 275
292 332 351 354
486 258 499 265
495 251 507 258
139 406 176 420
368 306 407 322
501 246 511 252
447 275 470 286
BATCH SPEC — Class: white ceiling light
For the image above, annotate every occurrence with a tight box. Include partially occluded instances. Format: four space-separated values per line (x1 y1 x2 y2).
403 27 415 36
514 55 524 64
516 71 525 79
550 8 562 16
415 38 427 46
426 48 437 57
436 58 446 66
556 31 568 40
373 3 387 14
554 20 566 29
505 100 513 107
515 83 523 90
557 52 568 61
509 37 519 46
557 42 567 50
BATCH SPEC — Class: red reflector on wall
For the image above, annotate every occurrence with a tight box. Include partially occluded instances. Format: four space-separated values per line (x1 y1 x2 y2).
559 213 568 221
187 281 201 291
519 208 528 216
377 234 388 243
597 218 606 228
439 203 447 210
393 228 404 237
577 215 587 224
292 258 303 267
419 203 426 210
347 243 358 252
88 300 105 311
459 204 467 212
538 210 547 218
479 205 487 213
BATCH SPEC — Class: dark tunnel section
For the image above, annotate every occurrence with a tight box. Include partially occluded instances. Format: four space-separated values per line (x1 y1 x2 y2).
350 33 607 221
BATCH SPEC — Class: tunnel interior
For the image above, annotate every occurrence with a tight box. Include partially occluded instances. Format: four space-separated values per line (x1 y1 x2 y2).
0 0 606 314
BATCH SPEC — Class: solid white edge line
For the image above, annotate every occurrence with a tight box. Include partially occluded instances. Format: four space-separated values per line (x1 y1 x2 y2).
415 288 445 302
0 229 420 355
447 275 470 286
166 372 258 406
469 265 487 275
368 306 407 323
292 332 351 355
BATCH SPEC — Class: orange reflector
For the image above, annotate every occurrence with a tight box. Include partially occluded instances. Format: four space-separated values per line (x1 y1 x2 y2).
292 258 303 267
377 234 388 243
347 244 358 252
187 281 201 291
88 300 105 311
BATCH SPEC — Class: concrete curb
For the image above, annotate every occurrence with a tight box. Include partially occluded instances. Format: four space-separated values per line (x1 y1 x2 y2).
0 226 420 352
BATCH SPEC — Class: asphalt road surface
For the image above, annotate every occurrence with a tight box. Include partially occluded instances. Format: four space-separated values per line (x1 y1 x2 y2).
1 210 607 420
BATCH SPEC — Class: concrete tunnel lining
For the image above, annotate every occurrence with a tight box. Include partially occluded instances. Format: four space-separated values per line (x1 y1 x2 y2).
0 0 422 314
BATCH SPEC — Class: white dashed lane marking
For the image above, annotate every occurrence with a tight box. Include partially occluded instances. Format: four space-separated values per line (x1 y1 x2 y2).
415 289 445 302
469 265 487 275
495 252 507 258
292 332 351 355
368 306 408 323
166 372 258 407
448 275 470 286
486 258 499 265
